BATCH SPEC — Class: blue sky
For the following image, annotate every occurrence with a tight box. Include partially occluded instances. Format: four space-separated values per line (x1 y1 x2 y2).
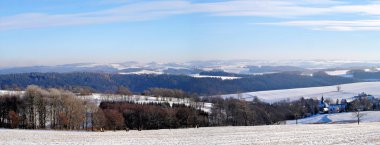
1 0 380 67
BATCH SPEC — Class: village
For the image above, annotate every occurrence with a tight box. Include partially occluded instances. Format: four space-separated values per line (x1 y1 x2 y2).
317 92 379 114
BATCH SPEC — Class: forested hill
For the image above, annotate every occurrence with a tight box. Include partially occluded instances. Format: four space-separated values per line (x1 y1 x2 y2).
0 72 359 95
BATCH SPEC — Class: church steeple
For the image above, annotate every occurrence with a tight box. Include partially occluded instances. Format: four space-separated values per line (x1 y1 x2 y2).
321 96 324 103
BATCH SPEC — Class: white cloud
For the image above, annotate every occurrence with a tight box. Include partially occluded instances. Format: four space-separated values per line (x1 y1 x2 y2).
1 0 380 31
0 1 193 30
332 4 380 15
261 20 380 31
193 0 333 17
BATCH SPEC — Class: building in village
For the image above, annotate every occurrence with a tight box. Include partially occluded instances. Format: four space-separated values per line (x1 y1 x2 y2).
318 96 348 114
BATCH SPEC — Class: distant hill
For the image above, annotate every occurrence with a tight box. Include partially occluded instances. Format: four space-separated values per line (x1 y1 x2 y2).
220 82 380 103
0 63 119 74
247 66 308 74
351 70 380 80
0 72 358 95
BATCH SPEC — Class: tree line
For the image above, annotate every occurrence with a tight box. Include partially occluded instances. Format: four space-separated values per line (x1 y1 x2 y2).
98 102 208 130
2 85 378 131
0 72 358 95
205 96 320 126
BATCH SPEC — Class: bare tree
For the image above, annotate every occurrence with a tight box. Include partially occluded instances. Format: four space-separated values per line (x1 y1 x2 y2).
324 98 332 105
117 86 132 96
47 88 62 129
336 85 341 92
25 85 46 129
74 86 94 96
84 101 98 131
352 109 366 125
8 111 19 129
93 109 106 131
59 91 86 130
104 109 124 131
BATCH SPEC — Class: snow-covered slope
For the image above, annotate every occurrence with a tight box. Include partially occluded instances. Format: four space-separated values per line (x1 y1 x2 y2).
287 111 380 124
324 69 353 77
325 70 350 76
220 82 380 103
2 123 380 145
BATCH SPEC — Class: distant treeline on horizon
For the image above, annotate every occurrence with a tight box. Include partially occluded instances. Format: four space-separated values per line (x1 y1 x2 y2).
0 72 358 95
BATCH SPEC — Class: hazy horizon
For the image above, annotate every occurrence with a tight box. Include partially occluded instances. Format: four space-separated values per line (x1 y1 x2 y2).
1 0 380 67
1 59 380 68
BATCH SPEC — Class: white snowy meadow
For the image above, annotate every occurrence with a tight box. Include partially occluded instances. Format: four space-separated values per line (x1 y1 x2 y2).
1 123 380 145
220 82 380 103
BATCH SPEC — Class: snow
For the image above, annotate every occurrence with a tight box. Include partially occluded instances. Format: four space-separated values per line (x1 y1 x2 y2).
325 69 353 78
220 82 380 103
0 90 23 96
364 68 372 72
190 74 241 80
325 70 349 76
287 111 380 124
80 94 212 113
2 123 380 145
119 70 163 75
363 68 380 72
219 65 250 74
109 64 127 70
251 72 278 75
75 63 127 70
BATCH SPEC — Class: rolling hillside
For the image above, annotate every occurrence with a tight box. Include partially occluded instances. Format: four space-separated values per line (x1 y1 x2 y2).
286 111 380 124
220 82 380 103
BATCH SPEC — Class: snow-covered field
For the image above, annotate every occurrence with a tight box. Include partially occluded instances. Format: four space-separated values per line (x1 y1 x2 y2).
0 90 23 96
325 69 350 76
220 82 380 103
325 69 353 77
1 123 380 145
287 111 380 124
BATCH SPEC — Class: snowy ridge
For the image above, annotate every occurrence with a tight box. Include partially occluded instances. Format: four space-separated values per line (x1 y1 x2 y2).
3 59 380 75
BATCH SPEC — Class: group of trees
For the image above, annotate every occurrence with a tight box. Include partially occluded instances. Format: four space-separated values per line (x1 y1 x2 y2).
349 96 380 111
0 85 98 130
206 96 319 126
0 85 209 131
143 88 197 99
0 72 358 95
99 102 208 130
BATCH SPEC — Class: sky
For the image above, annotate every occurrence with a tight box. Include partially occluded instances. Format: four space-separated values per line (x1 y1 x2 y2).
1 0 380 67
